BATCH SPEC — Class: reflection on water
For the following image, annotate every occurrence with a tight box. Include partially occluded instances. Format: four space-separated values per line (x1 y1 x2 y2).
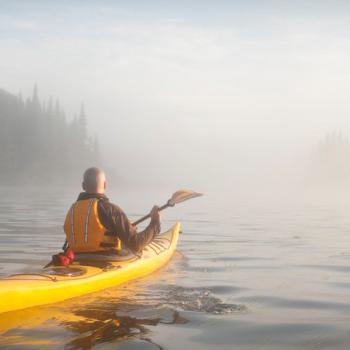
2 187 350 349
65 309 188 350
0 277 239 349
0 271 242 349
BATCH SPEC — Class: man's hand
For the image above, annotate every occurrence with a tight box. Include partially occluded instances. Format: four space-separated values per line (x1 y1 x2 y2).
150 205 160 223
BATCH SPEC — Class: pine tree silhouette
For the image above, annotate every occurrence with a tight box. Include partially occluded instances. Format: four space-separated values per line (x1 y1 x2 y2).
0 86 101 184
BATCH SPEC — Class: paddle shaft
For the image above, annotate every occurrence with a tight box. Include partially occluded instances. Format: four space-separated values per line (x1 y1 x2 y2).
132 202 170 226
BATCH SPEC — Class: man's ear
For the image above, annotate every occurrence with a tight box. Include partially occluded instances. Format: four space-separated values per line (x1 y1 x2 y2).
82 182 86 191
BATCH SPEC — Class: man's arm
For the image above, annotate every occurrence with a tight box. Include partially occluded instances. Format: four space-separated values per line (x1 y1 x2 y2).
117 207 161 252
99 201 161 253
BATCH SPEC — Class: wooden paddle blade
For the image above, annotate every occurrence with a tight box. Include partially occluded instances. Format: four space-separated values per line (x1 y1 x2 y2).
168 189 203 206
132 189 203 226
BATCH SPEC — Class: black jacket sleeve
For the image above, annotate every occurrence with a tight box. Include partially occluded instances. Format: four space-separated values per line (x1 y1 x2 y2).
97 199 160 253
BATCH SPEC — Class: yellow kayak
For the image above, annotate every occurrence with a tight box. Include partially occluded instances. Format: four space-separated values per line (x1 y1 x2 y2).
0 223 180 314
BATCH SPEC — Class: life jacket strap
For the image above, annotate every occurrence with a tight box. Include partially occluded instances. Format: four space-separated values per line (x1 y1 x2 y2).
100 242 117 248
84 199 95 243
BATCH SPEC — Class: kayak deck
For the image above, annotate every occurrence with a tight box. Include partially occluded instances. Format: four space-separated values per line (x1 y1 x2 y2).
0 223 180 314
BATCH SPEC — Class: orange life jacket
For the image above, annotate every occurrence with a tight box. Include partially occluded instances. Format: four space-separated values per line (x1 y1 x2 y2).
63 198 121 253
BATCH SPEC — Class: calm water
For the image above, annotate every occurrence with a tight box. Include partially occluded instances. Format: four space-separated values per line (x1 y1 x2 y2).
1 187 350 349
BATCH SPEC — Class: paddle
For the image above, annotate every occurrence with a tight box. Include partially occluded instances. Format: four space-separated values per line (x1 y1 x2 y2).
132 189 203 226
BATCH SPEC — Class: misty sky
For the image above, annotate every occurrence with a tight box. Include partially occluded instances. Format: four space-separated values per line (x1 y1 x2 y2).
1 0 350 190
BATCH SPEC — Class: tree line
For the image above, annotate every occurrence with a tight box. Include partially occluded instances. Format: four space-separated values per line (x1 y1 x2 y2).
0 86 100 185
309 131 350 187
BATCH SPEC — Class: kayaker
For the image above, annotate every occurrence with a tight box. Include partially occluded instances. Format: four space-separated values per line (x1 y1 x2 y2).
63 167 161 254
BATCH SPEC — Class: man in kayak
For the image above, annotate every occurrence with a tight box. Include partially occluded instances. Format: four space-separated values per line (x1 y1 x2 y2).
63 167 160 254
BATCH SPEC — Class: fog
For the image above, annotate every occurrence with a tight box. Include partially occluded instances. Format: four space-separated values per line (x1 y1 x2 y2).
1 0 350 195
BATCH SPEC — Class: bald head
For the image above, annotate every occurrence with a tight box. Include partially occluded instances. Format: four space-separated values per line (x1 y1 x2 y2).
82 167 106 194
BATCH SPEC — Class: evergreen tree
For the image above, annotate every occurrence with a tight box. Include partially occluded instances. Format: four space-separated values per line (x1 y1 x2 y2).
309 130 350 187
0 86 101 184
